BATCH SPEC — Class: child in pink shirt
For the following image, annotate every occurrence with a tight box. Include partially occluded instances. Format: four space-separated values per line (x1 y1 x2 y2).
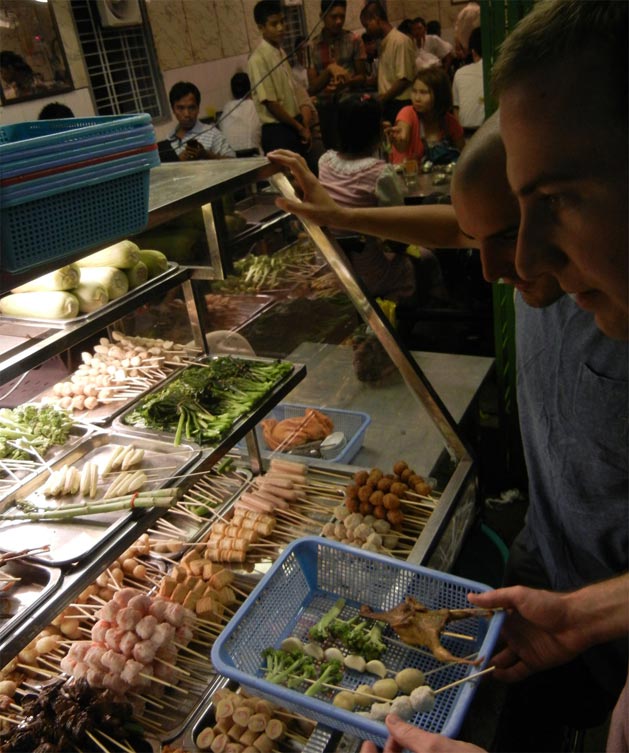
318 94 415 302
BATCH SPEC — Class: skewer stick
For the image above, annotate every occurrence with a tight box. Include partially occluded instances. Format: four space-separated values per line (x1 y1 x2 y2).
435 665 495 694
424 653 479 676
139 672 188 693
0 714 20 725
442 631 475 642
85 730 110 753
97 730 136 753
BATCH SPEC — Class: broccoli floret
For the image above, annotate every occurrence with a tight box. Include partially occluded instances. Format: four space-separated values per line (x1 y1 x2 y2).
287 658 318 689
304 659 344 697
344 619 370 653
328 617 386 659
361 622 386 660
328 614 361 642
308 598 347 642
261 647 315 686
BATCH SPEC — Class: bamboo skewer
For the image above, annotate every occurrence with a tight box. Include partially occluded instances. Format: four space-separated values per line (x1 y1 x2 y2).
434 665 495 694
97 729 136 753
85 730 110 753
424 653 479 676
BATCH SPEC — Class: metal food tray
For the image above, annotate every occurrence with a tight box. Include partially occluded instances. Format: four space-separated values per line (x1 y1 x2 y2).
0 431 200 567
34 369 185 429
0 262 179 328
150 465 253 556
0 559 62 646
205 293 274 333
178 678 319 753
0 421 94 495
113 357 306 450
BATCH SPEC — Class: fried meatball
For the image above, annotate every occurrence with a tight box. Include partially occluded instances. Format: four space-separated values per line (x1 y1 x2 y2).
393 461 408 476
382 493 400 510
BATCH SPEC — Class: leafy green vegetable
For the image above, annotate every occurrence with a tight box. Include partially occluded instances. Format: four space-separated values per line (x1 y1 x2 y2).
0 405 74 460
124 356 293 446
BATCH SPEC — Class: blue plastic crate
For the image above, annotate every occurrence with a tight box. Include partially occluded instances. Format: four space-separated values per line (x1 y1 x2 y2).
212 537 504 744
0 114 151 157
1 125 156 181
241 402 371 464
1 159 155 273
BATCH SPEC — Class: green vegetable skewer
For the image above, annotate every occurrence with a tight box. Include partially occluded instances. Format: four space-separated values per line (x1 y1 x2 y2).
1 489 179 521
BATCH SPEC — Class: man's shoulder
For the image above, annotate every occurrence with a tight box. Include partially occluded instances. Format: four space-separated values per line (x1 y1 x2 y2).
249 39 276 62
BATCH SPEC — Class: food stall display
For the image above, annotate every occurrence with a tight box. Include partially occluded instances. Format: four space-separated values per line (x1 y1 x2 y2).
0 158 488 750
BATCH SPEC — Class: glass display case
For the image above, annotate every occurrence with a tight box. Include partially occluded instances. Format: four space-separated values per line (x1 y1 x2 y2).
0 158 492 750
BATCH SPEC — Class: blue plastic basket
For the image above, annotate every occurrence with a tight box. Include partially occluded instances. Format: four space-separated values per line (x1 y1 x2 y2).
0 114 151 157
1 159 155 273
1 125 156 181
0 114 158 273
2 151 159 204
241 403 371 464
212 537 504 744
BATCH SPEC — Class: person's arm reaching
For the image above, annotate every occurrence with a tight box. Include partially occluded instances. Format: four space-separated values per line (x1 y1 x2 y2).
361 714 486 753
268 149 474 248
468 574 629 683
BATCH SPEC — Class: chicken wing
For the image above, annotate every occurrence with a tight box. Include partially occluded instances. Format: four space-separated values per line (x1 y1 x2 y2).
360 596 494 665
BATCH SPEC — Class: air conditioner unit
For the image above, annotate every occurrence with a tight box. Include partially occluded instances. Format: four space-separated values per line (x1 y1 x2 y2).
97 0 142 28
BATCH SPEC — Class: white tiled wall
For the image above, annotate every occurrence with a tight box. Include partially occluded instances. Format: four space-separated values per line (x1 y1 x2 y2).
155 53 250 141
0 0 459 130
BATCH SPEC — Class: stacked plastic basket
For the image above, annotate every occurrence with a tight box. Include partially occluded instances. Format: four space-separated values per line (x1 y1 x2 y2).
0 114 160 274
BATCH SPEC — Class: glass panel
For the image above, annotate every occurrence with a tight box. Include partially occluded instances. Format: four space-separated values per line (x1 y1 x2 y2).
0 0 73 104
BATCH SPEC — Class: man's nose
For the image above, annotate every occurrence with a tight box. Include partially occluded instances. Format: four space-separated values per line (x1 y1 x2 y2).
514 205 558 281
479 246 512 284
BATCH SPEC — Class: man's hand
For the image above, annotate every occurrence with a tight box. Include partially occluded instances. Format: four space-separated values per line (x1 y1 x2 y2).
327 63 350 90
360 715 486 753
267 150 348 228
181 140 209 160
296 124 312 147
467 586 586 683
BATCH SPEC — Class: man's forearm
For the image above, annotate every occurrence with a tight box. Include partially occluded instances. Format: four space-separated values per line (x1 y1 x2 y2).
265 101 301 132
307 68 331 95
330 204 472 248
381 78 410 102
299 105 312 129
564 573 629 651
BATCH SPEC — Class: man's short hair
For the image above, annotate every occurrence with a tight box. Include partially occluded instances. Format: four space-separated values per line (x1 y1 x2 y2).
321 0 346 15
426 20 441 36
468 27 482 58
169 81 200 108
412 17 426 28
360 1 387 23
397 19 413 37
230 72 250 100
492 0 627 124
254 0 281 26
38 102 74 120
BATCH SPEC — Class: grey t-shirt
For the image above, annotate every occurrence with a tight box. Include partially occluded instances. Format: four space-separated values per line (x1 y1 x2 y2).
516 293 628 591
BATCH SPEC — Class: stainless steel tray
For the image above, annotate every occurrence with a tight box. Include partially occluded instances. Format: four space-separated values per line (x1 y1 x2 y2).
113 357 307 449
205 293 274 333
0 431 200 567
151 464 253 555
0 263 179 328
0 421 94 496
179 679 319 753
0 559 62 646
